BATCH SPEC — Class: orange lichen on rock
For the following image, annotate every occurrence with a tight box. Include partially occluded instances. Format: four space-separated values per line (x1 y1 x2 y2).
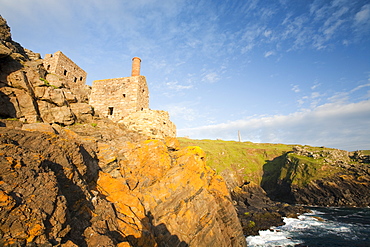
120 139 172 189
0 190 16 210
96 171 156 245
96 138 246 246
26 223 44 243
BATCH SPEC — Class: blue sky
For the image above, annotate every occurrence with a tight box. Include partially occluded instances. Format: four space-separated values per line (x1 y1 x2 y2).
1 0 370 151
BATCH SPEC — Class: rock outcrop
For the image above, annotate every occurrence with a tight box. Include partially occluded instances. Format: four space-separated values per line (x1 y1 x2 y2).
0 16 92 125
0 16 247 246
0 122 247 246
231 182 309 236
178 138 370 236
262 146 370 207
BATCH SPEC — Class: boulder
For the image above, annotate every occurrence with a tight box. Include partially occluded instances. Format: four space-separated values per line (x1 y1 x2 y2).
0 86 39 122
35 87 67 107
0 42 12 58
38 101 75 125
70 103 94 122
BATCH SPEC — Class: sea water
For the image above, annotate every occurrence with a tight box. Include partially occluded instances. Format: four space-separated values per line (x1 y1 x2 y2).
246 207 370 247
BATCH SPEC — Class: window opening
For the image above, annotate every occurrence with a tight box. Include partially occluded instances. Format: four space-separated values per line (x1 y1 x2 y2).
74 77 77 82
108 107 114 115
47 65 51 70
123 94 126 98
80 77 83 81
64 70 67 76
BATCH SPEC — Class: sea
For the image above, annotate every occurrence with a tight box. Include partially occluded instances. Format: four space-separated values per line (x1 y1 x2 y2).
246 207 370 247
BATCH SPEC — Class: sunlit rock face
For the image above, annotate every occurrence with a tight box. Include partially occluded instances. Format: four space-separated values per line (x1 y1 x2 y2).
0 124 247 246
0 16 92 125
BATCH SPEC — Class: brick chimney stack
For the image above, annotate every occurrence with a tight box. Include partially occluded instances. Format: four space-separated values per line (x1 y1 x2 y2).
131 57 141 76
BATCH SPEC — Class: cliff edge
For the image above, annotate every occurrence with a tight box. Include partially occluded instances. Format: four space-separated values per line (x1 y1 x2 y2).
0 125 246 246
0 16 247 246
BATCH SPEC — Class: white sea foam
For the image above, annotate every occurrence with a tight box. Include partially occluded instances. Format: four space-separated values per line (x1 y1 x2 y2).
246 228 303 247
246 210 357 247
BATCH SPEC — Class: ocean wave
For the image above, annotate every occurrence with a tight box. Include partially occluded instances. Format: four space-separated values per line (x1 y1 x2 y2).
246 207 370 247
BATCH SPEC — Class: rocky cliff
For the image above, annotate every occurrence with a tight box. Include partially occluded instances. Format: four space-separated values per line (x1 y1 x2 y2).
0 16 247 246
262 146 370 207
0 16 92 125
179 138 370 235
0 123 246 246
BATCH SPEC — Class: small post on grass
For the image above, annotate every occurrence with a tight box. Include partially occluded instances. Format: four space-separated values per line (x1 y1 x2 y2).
238 130 241 142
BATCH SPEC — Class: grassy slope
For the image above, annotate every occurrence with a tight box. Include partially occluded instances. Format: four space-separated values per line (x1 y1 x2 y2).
178 138 359 188
178 138 293 184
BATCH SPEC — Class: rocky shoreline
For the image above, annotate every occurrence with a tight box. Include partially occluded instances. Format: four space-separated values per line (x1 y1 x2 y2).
1 14 369 246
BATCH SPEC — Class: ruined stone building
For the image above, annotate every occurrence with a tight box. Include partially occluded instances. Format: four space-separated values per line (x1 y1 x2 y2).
89 57 176 139
89 58 149 121
43 51 87 86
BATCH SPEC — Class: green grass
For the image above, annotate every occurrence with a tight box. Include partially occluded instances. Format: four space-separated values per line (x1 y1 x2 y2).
279 153 342 186
39 78 59 89
178 138 351 188
178 138 293 184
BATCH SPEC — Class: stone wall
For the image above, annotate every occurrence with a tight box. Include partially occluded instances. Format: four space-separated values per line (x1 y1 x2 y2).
89 75 149 121
119 109 176 139
43 51 87 86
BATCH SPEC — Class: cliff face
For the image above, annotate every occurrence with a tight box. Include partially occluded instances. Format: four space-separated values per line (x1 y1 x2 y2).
179 138 370 208
0 16 92 125
262 146 370 207
0 16 247 246
0 125 246 246
179 138 370 236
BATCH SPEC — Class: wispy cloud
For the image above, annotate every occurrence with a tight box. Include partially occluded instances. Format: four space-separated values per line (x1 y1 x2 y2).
311 81 321 90
291 85 300 93
201 72 220 83
165 81 193 91
264 51 275 58
350 82 370 93
178 99 370 151
354 4 370 24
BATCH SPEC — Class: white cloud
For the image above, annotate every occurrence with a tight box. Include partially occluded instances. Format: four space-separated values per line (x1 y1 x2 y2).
311 82 321 90
291 85 300 93
350 82 370 93
178 99 370 151
202 72 220 83
165 81 193 91
241 43 254 54
264 30 272 37
264 51 275 58
355 4 370 24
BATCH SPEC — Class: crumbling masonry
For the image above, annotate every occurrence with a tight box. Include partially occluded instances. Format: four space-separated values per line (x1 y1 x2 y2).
44 51 87 86
89 57 176 139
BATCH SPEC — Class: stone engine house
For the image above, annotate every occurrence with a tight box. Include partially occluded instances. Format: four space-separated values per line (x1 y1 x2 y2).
44 51 87 86
89 58 149 121
89 57 176 139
